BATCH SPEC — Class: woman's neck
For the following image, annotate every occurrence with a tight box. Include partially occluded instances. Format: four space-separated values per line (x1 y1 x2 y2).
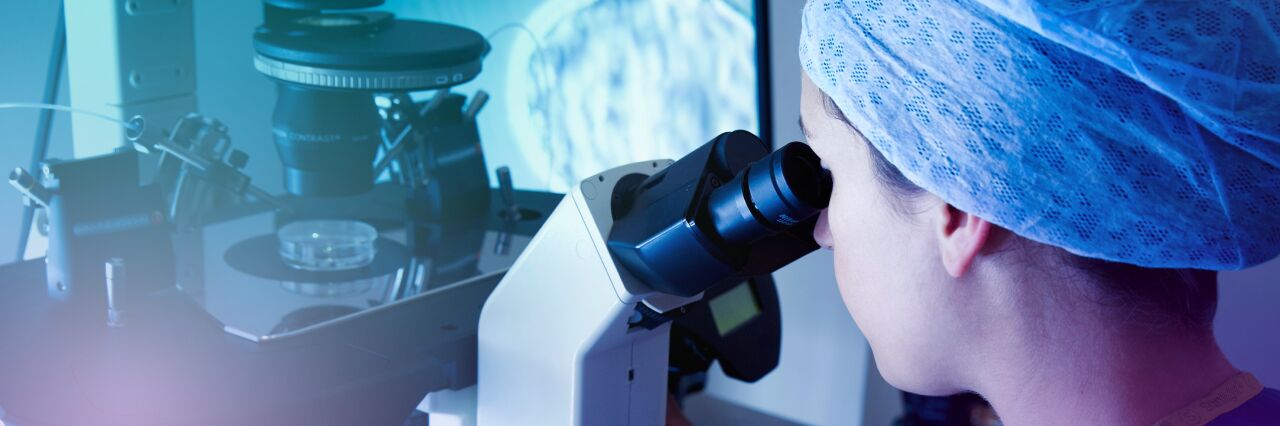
973 311 1238 426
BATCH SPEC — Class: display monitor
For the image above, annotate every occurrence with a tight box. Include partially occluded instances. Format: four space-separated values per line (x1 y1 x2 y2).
385 0 771 192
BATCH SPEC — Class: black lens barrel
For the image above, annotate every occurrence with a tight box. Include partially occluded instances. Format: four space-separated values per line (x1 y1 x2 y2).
708 142 831 247
607 133 832 298
272 84 380 197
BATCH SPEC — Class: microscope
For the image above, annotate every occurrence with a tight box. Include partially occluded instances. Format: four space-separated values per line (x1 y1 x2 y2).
6 0 496 324
477 130 831 424
0 1 825 424
253 0 492 207
0 1 535 424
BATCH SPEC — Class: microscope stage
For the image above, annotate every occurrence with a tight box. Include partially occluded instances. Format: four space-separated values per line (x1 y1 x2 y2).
0 185 559 426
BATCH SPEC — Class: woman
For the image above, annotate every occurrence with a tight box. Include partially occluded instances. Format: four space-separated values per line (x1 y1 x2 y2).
798 0 1280 424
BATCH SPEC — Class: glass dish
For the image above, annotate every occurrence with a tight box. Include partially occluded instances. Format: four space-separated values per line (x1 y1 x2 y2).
277 220 378 271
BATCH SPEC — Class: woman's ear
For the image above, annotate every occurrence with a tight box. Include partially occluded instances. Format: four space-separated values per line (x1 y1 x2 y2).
935 203 993 278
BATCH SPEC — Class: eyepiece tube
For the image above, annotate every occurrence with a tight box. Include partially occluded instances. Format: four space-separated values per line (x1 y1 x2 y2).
607 133 833 298
707 142 831 246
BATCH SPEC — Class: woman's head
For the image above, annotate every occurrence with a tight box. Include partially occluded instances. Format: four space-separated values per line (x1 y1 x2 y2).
797 0 1280 273
800 74 1220 395
794 0 1280 416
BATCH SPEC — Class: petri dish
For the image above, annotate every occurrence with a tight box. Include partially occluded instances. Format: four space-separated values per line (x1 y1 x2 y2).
277 220 378 271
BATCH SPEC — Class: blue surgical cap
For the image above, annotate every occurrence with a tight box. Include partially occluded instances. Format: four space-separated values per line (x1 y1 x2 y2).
800 0 1280 270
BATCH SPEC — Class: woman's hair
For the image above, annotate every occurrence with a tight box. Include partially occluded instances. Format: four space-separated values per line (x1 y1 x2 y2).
819 91 1219 331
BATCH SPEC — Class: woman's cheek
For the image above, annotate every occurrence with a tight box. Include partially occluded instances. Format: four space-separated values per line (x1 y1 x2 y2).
823 189 865 303
830 237 872 336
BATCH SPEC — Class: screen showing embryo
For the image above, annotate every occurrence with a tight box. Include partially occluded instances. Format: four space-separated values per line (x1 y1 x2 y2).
386 0 763 192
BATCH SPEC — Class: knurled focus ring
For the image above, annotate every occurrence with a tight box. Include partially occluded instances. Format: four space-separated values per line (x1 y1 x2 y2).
254 54 481 91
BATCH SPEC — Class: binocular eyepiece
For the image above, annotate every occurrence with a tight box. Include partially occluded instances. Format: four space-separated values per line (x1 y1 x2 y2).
707 141 830 247
608 131 832 297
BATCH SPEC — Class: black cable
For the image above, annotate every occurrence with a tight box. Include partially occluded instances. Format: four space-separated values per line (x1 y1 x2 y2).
15 2 67 262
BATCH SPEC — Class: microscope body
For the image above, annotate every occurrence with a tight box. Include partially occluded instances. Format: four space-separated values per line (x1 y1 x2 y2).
478 160 695 425
478 131 830 424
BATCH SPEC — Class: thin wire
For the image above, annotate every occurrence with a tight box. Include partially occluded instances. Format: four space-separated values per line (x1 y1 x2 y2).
485 23 547 60
0 103 141 132
486 23 557 191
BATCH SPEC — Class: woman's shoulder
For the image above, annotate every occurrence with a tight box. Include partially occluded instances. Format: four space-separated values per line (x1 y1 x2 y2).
1208 388 1280 426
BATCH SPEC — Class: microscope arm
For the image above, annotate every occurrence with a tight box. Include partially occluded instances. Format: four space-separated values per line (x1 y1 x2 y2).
477 160 695 425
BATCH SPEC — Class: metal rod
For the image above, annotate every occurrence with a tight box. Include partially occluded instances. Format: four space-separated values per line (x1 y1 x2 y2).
419 89 450 117
373 124 414 178
16 3 66 261
154 141 210 172
105 258 126 327
497 166 518 212
464 90 490 120
9 168 52 209
244 185 290 212
154 141 290 211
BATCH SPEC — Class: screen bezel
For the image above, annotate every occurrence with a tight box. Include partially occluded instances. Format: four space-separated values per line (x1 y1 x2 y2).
754 0 775 149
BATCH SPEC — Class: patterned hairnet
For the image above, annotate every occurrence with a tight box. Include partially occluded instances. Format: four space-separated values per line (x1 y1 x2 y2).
800 0 1280 270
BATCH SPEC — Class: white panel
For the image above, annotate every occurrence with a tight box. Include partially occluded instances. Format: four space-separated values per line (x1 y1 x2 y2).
478 162 692 425
65 0 197 157
478 196 622 424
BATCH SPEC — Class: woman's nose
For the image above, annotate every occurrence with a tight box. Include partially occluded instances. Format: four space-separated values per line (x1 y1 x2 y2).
813 209 834 249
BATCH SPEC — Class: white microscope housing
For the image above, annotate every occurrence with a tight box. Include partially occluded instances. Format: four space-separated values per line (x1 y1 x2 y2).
474 131 831 425
477 159 691 425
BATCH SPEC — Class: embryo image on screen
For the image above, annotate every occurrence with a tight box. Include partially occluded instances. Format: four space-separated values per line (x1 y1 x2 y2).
519 0 760 191
388 0 761 192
